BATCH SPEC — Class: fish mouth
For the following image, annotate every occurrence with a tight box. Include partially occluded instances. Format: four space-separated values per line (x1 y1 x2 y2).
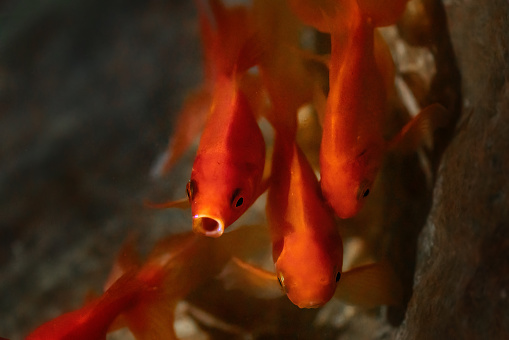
296 300 325 309
192 215 224 238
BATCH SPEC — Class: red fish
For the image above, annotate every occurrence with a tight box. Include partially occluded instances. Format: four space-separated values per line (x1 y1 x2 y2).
26 269 145 340
27 224 269 339
287 0 448 219
217 0 402 309
186 0 268 237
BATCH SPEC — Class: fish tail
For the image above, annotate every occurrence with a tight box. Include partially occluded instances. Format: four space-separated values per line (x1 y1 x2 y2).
120 233 219 339
196 0 262 78
116 256 179 339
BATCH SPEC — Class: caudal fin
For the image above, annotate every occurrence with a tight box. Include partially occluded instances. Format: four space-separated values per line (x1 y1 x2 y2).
197 0 262 78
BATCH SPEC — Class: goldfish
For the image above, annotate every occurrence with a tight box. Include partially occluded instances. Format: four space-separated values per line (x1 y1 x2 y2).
26 269 149 340
26 224 269 339
186 0 268 237
216 0 402 309
286 0 448 219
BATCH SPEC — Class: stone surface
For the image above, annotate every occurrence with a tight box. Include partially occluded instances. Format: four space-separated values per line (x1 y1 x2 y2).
396 0 509 338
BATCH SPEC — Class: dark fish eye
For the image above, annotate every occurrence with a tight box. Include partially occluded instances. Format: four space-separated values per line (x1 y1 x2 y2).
335 272 341 282
231 188 243 208
363 189 370 198
277 274 286 292
357 181 371 200
186 180 196 200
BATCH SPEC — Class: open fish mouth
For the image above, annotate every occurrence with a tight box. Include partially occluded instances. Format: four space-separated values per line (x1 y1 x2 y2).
192 215 225 238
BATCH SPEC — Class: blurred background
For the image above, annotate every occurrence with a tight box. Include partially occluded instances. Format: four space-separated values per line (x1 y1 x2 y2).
0 0 207 337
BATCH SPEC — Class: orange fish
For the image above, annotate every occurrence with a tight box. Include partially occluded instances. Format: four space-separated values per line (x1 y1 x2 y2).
26 269 146 340
258 0 341 304
27 224 269 339
293 0 448 219
217 0 401 309
187 0 267 237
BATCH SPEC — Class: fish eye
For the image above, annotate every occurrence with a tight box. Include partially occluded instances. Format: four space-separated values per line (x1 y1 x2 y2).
231 188 243 208
186 180 196 200
363 189 370 198
277 273 286 291
357 181 371 200
335 271 341 283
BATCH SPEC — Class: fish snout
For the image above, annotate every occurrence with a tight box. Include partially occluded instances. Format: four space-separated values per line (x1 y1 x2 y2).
193 216 224 238
296 299 326 309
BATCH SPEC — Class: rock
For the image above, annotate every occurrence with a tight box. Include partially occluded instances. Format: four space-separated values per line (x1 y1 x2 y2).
396 0 509 338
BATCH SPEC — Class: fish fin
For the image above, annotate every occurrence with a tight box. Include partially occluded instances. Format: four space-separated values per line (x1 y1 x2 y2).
239 72 269 121
284 45 331 70
104 235 142 291
286 0 341 33
389 103 450 154
144 197 190 210
182 302 249 337
219 257 284 299
235 33 265 75
335 262 403 308
151 87 212 177
341 237 376 271
220 224 271 260
123 299 178 340
199 0 260 77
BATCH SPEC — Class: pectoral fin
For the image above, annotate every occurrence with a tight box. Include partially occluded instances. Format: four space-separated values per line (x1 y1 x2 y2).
389 103 450 154
218 257 284 299
144 197 190 210
334 262 403 308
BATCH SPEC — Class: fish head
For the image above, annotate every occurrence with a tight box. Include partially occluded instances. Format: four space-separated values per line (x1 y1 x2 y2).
187 154 263 237
273 229 343 308
321 148 381 219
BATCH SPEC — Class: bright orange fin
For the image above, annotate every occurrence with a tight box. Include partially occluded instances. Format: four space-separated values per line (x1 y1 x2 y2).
219 257 284 299
286 0 342 33
199 0 260 77
335 262 403 308
123 299 178 340
389 103 450 154
104 235 142 291
219 224 271 261
144 197 190 210
152 87 212 176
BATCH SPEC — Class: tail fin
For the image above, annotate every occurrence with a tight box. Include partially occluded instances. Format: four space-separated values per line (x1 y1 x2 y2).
254 0 314 140
196 0 262 78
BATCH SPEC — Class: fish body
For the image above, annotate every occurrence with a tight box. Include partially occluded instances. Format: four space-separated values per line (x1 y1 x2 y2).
267 137 343 308
188 0 266 237
251 0 343 309
320 2 388 218
311 0 444 219
26 271 143 340
27 225 268 339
